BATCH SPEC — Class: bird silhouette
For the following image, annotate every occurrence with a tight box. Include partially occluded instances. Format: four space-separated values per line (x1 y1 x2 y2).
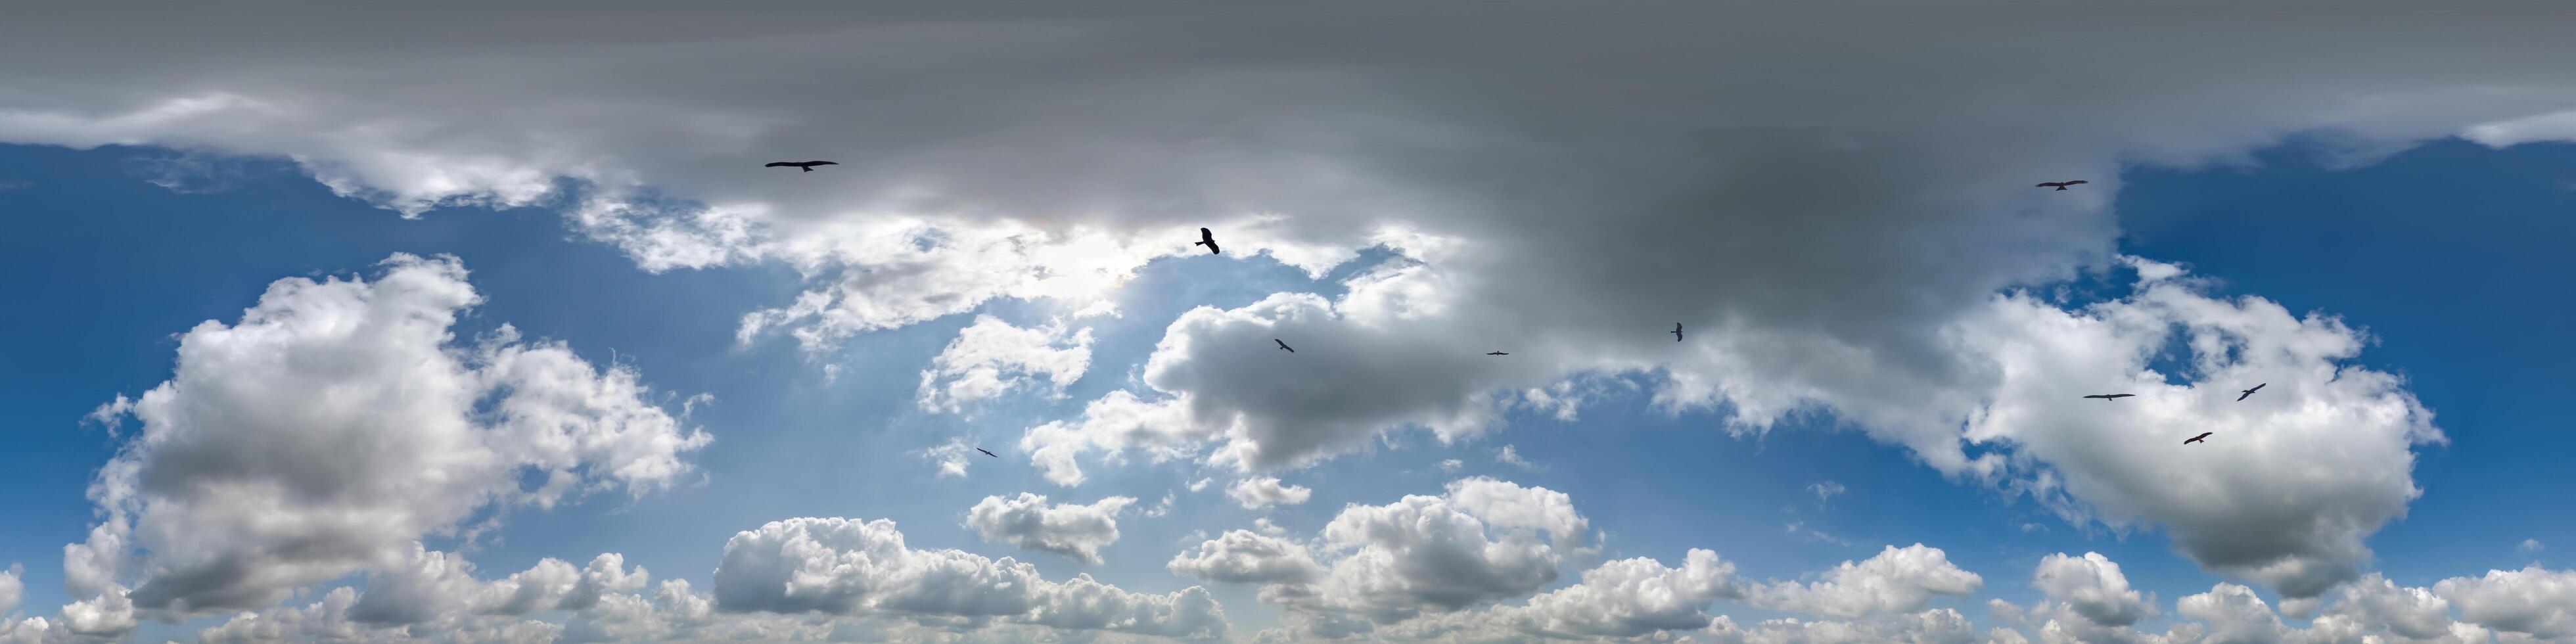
2236 383 2266 402
977 448 998 458
2082 394 2136 400
1672 323 1684 342
2036 180 2088 191
765 160 838 172
1486 351 1509 356
1275 339 1294 353
1195 227 1222 254
2184 432 2214 444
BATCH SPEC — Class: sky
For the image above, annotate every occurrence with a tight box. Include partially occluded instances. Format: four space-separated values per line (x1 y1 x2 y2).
1 1 2573 643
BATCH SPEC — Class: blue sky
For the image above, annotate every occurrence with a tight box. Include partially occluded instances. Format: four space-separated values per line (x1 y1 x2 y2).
3 4 2575 643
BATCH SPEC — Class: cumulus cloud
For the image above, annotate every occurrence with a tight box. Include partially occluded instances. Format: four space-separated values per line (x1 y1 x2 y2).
60 254 710 625
917 315 1095 413
1299 478 1589 625
1701 609 1978 644
2433 564 2576 640
1494 444 1537 471
915 437 980 479
710 517 1227 639
2521 539 2546 555
1168 530 1324 586
963 493 1137 564
2031 553 2159 628
1751 545 1982 619
1226 477 1313 510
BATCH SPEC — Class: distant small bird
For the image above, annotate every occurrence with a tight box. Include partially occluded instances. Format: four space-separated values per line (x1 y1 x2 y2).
2036 180 2088 191
976 448 998 458
2184 432 2214 444
2236 383 2266 402
2082 394 2135 401
1195 227 1222 254
1672 323 1684 342
765 160 839 172
1275 339 1295 353
1486 351 1509 356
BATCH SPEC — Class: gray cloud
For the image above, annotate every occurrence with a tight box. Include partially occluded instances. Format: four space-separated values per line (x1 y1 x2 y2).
963 493 1136 564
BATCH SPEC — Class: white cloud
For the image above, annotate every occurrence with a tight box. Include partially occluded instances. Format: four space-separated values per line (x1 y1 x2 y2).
1701 609 1978 644
0 565 18 618
963 493 1138 564
1494 444 1537 471
1437 459 1463 473
2521 539 2546 555
1168 530 1323 586
917 315 1095 413
709 517 1228 639
2031 553 2158 628
1752 545 1982 619
1019 390 1212 487
60 254 710 626
1502 549 1747 639
915 437 981 479
2433 564 2576 640
1810 481 1847 507
1304 477 1589 624
1226 477 1314 510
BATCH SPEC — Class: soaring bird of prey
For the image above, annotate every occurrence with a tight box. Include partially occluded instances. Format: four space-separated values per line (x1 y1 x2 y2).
1195 227 1222 254
2036 180 2089 191
2184 432 2214 444
2236 383 2266 402
2082 394 2136 400
976 448 998 458
1672 323 1684 342
1275 339 1295 353
1486 351 1509 356
765 160 838 172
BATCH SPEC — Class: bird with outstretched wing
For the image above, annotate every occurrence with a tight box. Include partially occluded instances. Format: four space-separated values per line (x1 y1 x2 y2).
766 160 839 172
976 448 998 458
1195 227 1222 254
1672 323 1684 342
2184 432 2214 444
1275 339 1294 353
2036 180 2088 191
2082 393 2135 400
2236 383 2266 402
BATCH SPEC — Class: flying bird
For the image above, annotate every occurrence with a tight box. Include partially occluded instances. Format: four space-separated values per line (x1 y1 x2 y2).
1275 339 1295 353
1486 351 1509 356
2082 394 2136 400
1195 227 1221 254
976 448 998 458
764 160 839 172
2036 180 2089 191
1672 323 1684 342
2184 432 2214 444
2236 383 2266 402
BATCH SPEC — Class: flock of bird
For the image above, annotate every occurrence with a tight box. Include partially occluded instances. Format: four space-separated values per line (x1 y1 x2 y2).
773 162 2229 447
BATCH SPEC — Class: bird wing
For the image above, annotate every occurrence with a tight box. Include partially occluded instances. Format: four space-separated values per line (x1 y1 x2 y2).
1207 241 1220 254
978 448 997 457
2237 392 2251 401
2064 180 2087 185
765 162 794 168
2036 182 2060 187
812 161 838 166
1201 227 1212 239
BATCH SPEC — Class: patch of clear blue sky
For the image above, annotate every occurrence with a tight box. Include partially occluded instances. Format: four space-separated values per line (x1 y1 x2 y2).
1 137 2568 635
